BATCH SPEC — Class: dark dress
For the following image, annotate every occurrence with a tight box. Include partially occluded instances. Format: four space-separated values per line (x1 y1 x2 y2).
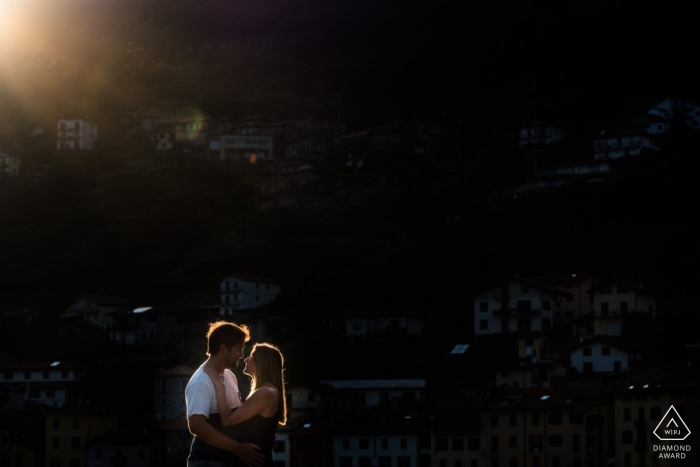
229 408 279 467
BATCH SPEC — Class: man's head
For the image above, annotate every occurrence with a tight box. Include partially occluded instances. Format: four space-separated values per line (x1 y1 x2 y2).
206 321 250 369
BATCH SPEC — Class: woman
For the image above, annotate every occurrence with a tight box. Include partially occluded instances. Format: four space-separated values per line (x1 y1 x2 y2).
204 342 287 467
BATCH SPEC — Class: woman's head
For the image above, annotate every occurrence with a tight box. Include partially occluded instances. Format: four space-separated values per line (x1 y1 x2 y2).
244 342 287 425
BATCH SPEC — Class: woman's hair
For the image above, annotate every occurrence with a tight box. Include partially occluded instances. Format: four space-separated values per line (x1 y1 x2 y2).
249 342 287 425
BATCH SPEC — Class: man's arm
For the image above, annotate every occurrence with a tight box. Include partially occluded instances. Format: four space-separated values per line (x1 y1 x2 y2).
188 415 264 467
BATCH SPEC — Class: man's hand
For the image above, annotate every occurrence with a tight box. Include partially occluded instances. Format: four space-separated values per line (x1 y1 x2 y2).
232 442 264 467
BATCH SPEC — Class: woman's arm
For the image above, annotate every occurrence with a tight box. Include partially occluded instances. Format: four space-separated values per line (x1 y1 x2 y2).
203 366 277 427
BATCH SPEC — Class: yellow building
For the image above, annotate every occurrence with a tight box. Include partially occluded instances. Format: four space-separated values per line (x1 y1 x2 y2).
44 405 117 467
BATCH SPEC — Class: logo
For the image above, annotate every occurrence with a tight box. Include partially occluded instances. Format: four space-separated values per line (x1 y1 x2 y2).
654 405 691 441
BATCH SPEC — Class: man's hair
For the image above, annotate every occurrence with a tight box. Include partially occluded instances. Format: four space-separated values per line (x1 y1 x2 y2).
249 342 287 425
206 321 250 356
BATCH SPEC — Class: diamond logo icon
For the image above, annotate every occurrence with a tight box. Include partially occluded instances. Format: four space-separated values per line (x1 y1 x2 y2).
653 405 691 441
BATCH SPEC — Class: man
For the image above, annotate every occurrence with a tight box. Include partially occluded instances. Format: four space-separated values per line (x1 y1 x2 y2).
186 321 264 467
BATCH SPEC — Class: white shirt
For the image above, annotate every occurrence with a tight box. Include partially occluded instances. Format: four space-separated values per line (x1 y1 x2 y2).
185 364 242 419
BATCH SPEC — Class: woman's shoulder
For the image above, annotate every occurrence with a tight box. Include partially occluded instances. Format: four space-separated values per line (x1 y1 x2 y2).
254 385 279 399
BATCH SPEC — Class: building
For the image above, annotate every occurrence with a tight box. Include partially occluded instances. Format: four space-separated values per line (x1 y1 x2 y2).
84 430 151 467
432 388 612 467
332 309 425 340
613 376 700 467
286 384 326 419
474 277 569 336
319 380 426 410
534 161 612 185
219 275 281 315
288 418 333 467
0 409 44 467
281 130 330 160
151 416 193 467
153 366 194 424
527 274 596 324
56 118 98 151
646 98 700 131
332 411 423 467
592 131 660 160
589 279 656 337
0 361 83 408
570 337 639 374
61 294 132 330
519 122 565 148
108 307 184 349
44 405 117 467
210 135 274 161
0 151 20 176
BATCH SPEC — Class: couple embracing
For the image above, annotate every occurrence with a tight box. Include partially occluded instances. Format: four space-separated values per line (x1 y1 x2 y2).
186 321 286 467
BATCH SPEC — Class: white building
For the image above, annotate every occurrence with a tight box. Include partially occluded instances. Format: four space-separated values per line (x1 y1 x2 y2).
57 118 98 150
0 361 83 408
570 338 638 373
220 275 281 315
474 278 567 336
0 151 21 175
518 122 564 148
592 131 660 160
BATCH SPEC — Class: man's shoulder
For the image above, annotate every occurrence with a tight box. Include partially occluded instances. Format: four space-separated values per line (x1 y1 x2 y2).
186 366 212 390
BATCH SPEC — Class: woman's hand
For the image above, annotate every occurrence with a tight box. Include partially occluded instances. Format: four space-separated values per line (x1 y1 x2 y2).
204 364 225 389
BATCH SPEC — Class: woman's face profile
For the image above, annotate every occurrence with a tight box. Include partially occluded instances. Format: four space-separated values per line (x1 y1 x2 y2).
243 352 257 376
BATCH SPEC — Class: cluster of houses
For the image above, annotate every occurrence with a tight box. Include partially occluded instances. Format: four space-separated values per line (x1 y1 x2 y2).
1 272 698 467
511 98 700 198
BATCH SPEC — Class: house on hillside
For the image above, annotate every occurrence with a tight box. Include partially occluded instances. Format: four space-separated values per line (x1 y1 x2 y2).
281 129 330 160
569 337 640 373
518 122 565 148
0 151 21 176
646 98 700 130
331 309 424 341
220 275 281 315
209 134 274 161
108 307 184 348
527 273 596 324
61 294 131 330
0 361 84 408
593 130 660 160
255 161 318 210
589 279 656 337
535 160 612 185
319 379 426 410
56 118 98 150
474 277 571 336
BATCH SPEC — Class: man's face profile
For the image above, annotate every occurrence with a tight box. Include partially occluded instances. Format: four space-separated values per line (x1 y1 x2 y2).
224 342 245 369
